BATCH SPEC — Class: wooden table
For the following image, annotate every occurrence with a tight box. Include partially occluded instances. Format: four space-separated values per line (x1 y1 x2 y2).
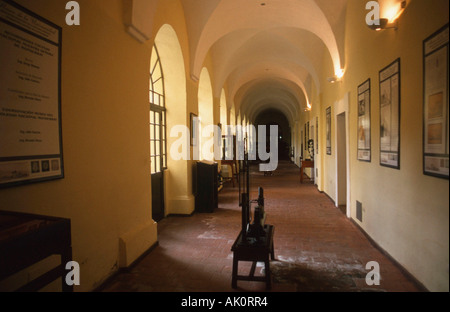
231 225 275 290
300 160 314 183
0 211 73 292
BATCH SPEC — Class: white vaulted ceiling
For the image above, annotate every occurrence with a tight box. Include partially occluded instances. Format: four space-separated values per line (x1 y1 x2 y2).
180 0 348 126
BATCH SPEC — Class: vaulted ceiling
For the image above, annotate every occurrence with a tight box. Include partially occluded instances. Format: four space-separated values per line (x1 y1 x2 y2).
180 0 349 126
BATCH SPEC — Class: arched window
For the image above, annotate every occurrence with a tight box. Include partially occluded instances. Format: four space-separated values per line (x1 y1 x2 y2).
149 44 167 174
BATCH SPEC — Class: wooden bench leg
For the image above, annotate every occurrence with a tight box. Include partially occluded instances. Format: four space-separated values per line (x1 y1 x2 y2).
270 241 275 260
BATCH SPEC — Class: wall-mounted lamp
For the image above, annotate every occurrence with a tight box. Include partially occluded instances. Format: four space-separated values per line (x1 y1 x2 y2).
367 18 398 31
328 68 345 83
327 76 340 83
367 0 407 31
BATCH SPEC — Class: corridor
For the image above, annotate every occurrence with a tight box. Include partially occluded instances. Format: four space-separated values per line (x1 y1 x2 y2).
101 161 422 292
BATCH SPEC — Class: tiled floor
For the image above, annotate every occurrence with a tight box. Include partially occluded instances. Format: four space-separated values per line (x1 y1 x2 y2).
101 161 423 292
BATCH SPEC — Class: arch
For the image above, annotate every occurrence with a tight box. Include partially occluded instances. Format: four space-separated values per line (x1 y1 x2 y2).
226 64 312 118
235 78 305 127
190 0 344 81
153 24 190 215
212 28 322 99
198 67 214 161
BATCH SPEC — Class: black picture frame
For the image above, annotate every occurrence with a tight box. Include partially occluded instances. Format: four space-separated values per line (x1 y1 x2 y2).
422 23 449 180
306 121 310 142
300 130 303 160
316 117 319 155
0 0 64 189
379 58 401 169
357 79 372 162
326 107 332 155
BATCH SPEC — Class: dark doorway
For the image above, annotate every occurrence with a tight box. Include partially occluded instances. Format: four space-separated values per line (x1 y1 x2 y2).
255 109 291 161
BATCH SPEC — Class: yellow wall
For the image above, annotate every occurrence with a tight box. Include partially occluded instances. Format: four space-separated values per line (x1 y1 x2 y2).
0 0 160 291
319 0 449 291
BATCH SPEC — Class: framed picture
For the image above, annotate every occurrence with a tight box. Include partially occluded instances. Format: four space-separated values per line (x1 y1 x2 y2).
300 130 303 159
357 79 372 162
326 107 332 155
316 117 319 155
306 122 310 142
190 113 199 146
379 58 401 169
0 0 64 188
304 123 307 144
423 23 449 179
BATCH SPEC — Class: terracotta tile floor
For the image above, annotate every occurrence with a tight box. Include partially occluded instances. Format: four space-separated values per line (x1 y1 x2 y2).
101 161 423 292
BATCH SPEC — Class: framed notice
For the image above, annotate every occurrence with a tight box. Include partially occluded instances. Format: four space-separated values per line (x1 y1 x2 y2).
357 79 371 162
0 0 63 188
379 58 401 169
326 107 332 155
306 122 309 142
316 117 319 155
300 130 303 159
423 24 449 179
304 123 307 143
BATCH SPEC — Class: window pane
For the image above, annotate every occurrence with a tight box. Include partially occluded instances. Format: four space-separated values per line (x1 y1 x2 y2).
156 125 160 141
150 140 155 156
156 140 160 156
150 125 155 141
150 111 155 124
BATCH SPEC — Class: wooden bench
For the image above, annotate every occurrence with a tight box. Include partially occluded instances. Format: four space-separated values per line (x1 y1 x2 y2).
0 211 73 292
231 225 275 290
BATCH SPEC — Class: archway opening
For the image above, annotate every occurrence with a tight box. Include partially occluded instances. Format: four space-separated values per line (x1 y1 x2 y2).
153 24 189 217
